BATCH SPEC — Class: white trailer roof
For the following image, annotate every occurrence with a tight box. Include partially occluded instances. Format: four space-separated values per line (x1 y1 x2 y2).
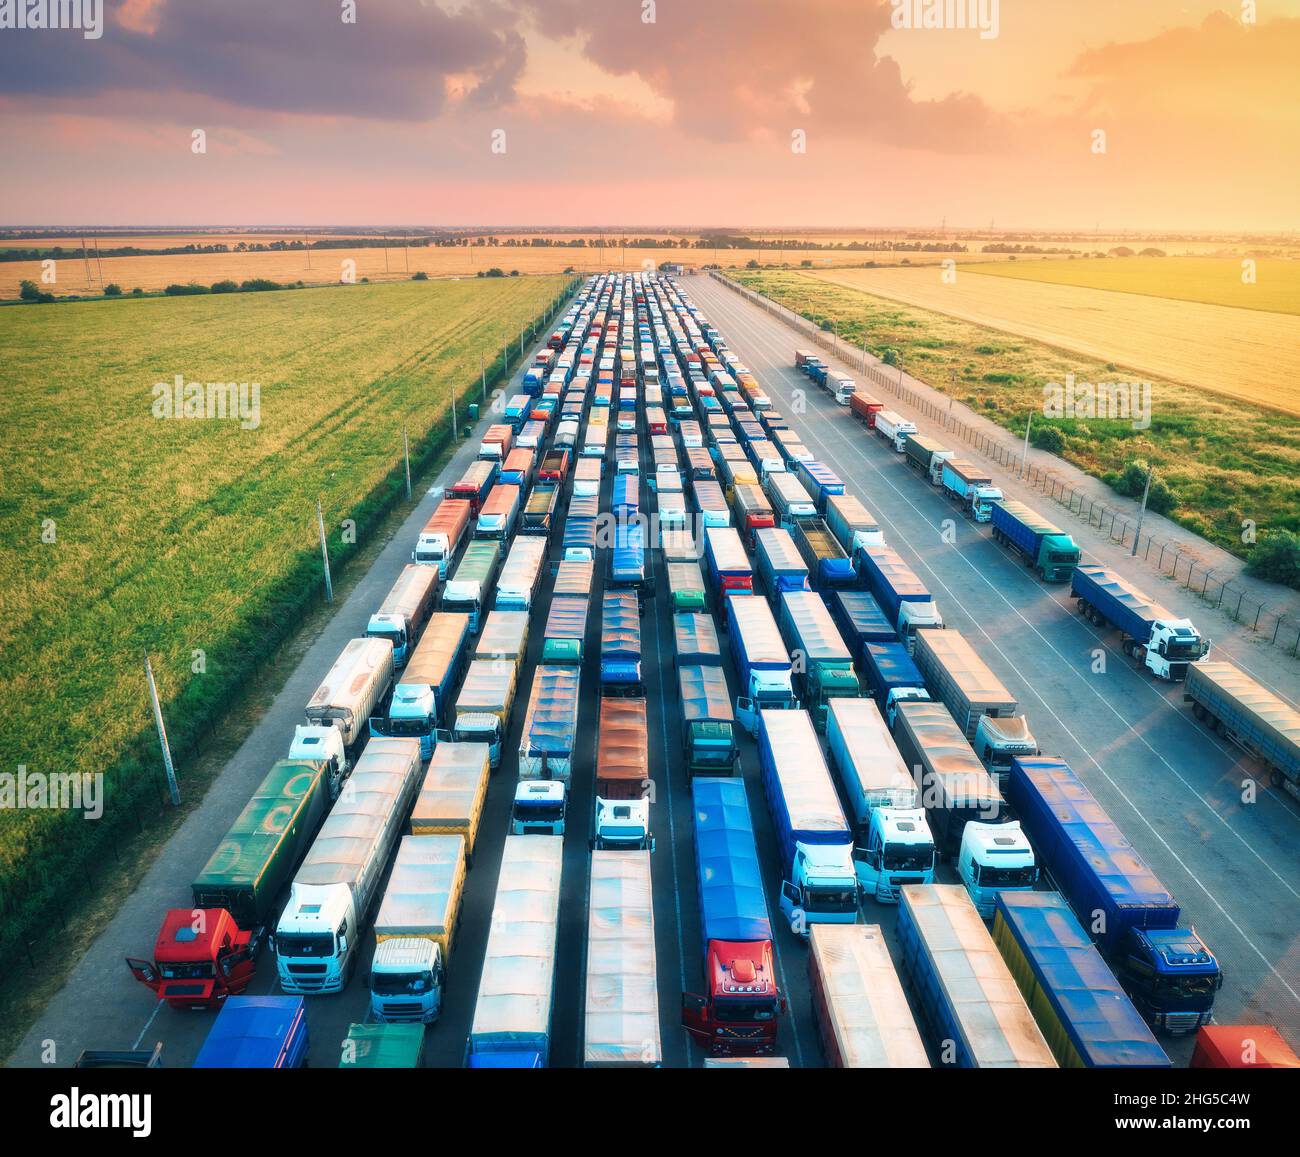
584 851 661 1067
914 629 1017 710
470 837 563 1048
307 636 392 714
760 710 847 837
827 697 917 807
373 835 465 941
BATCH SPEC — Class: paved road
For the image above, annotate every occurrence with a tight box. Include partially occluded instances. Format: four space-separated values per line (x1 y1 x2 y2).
687 274 1300 1057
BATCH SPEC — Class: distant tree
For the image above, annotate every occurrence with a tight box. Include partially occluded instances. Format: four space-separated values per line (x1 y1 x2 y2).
412 271 428 280
1031 425 1065 453
800 259 813 267
1138 248 1166 257
239 278 281 292
509 269 520 276
210 279 239 293
103 283 123 296
19 279 54 303
164 282 209 295
1246 530 1300 589
1104 460 1177 515
484 267 506 278
746 259 760 269
131 287 144 295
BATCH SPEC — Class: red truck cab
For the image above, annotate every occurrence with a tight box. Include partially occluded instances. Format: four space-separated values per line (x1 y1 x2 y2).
849 392 883 428
126 908 257 1010
683 939 783 1056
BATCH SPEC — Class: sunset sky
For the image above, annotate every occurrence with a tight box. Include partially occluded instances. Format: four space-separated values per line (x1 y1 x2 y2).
1 0 1297 229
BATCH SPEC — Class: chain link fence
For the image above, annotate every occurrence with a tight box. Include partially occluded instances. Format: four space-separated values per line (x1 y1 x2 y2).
711 272 1300 657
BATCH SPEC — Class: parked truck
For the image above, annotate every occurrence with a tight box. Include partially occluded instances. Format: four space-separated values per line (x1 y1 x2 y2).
128 907 260 1011
585 849 662 1068
499 447 535 490
475 483 522 541
790 516 856 593
992 891 1170 1069
466 836 563 1068
478 423 513 463
893 701 1005 860
594 700 653 852
764 470 817 527
829 591 897 672
601 591 644 697
675 611 722 667
989 499 1080 583
495 535 547 613
666 560 707 613
474 608 529 667
193 996 310 1069
305 636 394 760
447 659 517 769
956 820 1037 917
1071 563 1210 680
542 595 589 666
896 885 1056 1068
862 640 931 725
681 778 784 1056
274 737 423 994
857 545 943 647
519 665 581 782
1184 661 1300 802
679 663 739 777
520 482 559 539
874 410 917 452
538 448 571 482
824 493 884 555
912 627 1021 740
808 924 929 1068
902 434 953 485
757 709 860 935
792 460 845 514
412 499 471 577
449 460 497 513
849 391 883 429
339 1023 425 1068
940 459 1002 522
703 525 753 601
1008 755 1223 1033
369 834 466 1024
778 590 861 730
410 741 490 866
824 697 934 902
366 564 439 667
442 538 501 631
754 526 811 607
512 780 567 836
824 370 857 405
371 613 470 759
727 594 799 733
732 484 776 549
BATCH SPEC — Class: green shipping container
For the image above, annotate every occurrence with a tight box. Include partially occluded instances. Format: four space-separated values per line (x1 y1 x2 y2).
339 1023 425 1068
190 759 330 930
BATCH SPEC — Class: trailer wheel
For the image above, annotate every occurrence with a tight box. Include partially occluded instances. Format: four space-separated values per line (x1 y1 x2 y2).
1271 769 1284 789
1191 703 1205 721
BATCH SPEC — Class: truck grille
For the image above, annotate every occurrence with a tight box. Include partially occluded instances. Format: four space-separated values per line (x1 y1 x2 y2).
378 1003 426 1021
1163 1011 1205 1034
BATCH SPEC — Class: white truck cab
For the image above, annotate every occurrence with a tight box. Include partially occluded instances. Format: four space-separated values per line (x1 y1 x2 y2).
854 808 936 902
958 821 1038 918
973 714 1039 786
275 884 355 993
384 684 438 760
288 725 347 796
592 797 654 852
779 843 860 936
882 685 931 731
512 780 567 835
369 938 444 1024
970 486 1003 523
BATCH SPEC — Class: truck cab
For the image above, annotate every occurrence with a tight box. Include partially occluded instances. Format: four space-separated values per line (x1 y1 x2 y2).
1141 619 1211 681
683 720 738 776
126 908 257 1010
366 612 413 666
274 884 355 993
882 685 930 730
450 710 505 769
969 485 1003 522
380 684 438 760
1120 927 1222 1034
1035 534 1080 582
973 714 1039 786
854 808 936 903
593 797 654 852
288 725 347 793
799 665 861 732
369 938 444 1025
957 821 1038 918
512 780 567 835
778 843 860 935
682 940 784 1056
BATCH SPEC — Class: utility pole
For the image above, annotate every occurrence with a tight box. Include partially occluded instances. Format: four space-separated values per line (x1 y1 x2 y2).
144 652 180 806
1020 411 1033 478
316 496 333 603
304 233 312 270
93 237 104 286
1132 465 1154 556
403 425 412 501
480 350 487 403
450 383 459 437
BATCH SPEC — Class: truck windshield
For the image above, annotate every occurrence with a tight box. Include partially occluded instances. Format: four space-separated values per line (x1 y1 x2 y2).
443 598 479 615
372 970 434 996
806 887 857 913
715 997 778 1023
414 550 443 564
158 961 214 979
1164 639 1203 660
978 865 1037 886
884 846 934 873
1155 974 1219 1000
515 802 564 822
276 933 335 958
387 718 432 737
368 627 405 650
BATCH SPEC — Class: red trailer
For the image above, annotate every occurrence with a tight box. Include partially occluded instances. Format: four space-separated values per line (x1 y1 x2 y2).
850 392 884 429
1191 1026 1299 1068
596 697 649 801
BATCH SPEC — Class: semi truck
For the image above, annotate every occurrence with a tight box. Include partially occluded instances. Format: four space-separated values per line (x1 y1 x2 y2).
824 370 857 405
449 460 497 513
274 736 423 993
727 594 799 732
675 611 722 667
585 850 662 1068
694 479 731 528
474 608 529 667
520 482 559 539
495 535 547 612
538 448 571 482
305 636 394 765
369 834 466 1024
412 499 471 577
874 410 917 452
703 525 753 601
1184 661 1300 802
500 447 535 489
666 560 707 613
989 499 1080 583
1190 1026 1300 1069
849 391 883 429
902 434 953 485
824 697 934 902
541 595 588 665
764 471 817 527
778 590 861 730
757 709 860 935
992 891 1170 1069
447 659 517 769
829 591 898 672
193 996 310 1068
896 885 1056 1068
681 777 784 1056
1008 755 1223 1033
594 700 653 852
956 820 1037 917
466 836 563 1068
512 780 567 836
754 526 811 607
601 590 644 697
792 460 845 513
790 516 856 593
808 924 929 1068
127 906 260 1011
519 665 581 782
443 539 501 631
366 564 439 667
893 701 1006 860
562 516 596 563
911 627 1021 740
824 493 884 554
940 459 1002 522
679 663 739 776
478 423 514 463
857 544 943 647
1071 563 1211 680
862 640 930 726
475 483 522 541
371 612 470 759
339 1023 425 1068
410 741 490 866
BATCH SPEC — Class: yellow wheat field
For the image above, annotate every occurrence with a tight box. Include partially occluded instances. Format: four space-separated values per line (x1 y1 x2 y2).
805 266 1300 415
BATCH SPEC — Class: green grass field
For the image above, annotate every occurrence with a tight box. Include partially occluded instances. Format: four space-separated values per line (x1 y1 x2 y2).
0 276 569 940
734 270 1300 557
966 256 1300 316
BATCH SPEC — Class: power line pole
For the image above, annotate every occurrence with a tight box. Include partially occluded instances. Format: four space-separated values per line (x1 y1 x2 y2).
93 237 104 286
450 383 458 437
403 425 412 501
1020 411 1033 478
144 652 180 806
304 233 312 270
1132 465 1153 556
316 496 333 603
